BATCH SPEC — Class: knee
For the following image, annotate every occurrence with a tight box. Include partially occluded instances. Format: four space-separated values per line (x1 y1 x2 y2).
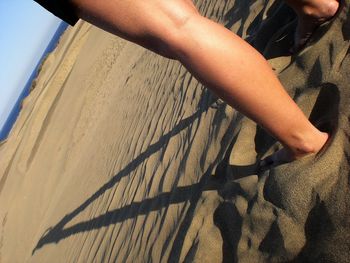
141 2 200 59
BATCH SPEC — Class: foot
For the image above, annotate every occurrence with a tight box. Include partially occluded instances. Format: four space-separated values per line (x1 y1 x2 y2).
260 131 329 168
291 0 339 51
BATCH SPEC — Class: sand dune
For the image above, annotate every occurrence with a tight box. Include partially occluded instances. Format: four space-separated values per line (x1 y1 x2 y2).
0 0 349 262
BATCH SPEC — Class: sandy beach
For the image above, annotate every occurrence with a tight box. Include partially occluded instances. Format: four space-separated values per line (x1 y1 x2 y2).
0 0 349 262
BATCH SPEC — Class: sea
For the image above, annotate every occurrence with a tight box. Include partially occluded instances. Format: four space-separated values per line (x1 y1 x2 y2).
0 21 69 141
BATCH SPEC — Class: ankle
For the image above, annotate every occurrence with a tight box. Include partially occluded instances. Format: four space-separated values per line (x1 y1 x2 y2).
287 130 329 159
261 131 328 166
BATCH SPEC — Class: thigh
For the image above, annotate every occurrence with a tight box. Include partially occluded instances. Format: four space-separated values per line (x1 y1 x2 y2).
72 0 199 43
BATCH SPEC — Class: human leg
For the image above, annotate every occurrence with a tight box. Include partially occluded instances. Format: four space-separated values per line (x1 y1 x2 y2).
71 0 328 161
284 0 339 50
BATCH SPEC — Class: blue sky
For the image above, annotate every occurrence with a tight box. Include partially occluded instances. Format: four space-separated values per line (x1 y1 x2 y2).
0 1 62 130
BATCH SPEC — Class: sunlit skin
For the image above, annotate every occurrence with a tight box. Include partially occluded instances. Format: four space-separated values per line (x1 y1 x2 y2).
70 0 338 164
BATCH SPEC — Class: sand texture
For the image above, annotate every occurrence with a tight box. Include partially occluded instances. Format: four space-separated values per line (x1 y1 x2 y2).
0 0 349 262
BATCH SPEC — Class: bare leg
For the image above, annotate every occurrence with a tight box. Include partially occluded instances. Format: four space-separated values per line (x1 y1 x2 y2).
285 0 339 50
72 0 328 162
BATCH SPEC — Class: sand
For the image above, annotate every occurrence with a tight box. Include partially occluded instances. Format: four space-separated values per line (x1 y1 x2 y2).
0 0 349 262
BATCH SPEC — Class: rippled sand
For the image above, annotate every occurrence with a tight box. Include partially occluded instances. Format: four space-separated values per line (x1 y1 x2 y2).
0 1 349 262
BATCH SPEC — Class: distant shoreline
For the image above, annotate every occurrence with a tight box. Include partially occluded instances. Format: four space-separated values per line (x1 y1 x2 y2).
0 21 69 141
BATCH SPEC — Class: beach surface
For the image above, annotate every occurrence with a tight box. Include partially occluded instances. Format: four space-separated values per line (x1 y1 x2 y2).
0 0 349 262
